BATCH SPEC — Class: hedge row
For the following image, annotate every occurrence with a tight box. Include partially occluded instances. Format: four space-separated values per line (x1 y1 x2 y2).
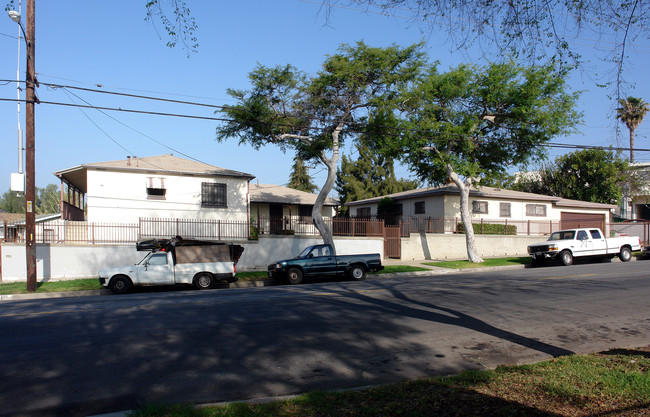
456 223 518 235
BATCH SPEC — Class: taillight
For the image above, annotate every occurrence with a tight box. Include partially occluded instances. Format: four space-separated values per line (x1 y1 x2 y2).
233 264 236 275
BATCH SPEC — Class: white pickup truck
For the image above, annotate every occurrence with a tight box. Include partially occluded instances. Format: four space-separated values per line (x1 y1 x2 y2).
99 238 244 294
527 228 641 266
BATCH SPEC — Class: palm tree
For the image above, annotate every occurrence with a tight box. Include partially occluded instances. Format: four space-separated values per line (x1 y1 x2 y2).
616 97 649 163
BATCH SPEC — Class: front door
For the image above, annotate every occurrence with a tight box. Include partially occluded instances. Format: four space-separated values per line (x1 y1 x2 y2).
135 252 174 285
270 204 284 234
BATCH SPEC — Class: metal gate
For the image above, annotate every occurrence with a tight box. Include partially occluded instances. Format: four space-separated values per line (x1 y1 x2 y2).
384 224 401 259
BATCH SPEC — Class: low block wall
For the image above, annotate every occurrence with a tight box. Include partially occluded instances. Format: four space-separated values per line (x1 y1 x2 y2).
0 236 384 282
401 232 543 260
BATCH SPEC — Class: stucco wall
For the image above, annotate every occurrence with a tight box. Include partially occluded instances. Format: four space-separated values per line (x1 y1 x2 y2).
0 236 384 282
86 170 250 223
401 232 544 260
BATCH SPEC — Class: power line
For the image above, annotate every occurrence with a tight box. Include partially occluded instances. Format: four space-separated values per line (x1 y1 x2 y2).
2 95 650 156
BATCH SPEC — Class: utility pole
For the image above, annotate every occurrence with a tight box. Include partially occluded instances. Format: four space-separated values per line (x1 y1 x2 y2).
8 1 36 292
25 0 37 292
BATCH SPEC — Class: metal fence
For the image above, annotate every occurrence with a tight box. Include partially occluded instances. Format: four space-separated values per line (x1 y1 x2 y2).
402 216 649 245
251 216 384 237
3 216 648 246
4 217 386 245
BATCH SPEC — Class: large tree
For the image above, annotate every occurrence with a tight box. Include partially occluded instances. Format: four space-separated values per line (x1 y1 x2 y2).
515 149 630 205
336 137 418 214
216 42 424 251
616 97 649 163
388 61 580 262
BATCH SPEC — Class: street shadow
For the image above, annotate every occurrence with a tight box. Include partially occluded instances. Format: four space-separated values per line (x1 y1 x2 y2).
344 284 575 359
0 278 574 417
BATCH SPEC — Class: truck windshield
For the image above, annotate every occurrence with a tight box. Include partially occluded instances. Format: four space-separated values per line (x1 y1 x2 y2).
549 231 576 241
297 247 314 258
137 253 152 265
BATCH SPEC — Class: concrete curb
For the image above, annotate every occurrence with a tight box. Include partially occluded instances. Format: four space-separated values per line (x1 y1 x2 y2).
5 256 641 302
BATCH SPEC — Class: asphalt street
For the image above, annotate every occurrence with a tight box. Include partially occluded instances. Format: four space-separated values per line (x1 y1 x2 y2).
0 260 649 416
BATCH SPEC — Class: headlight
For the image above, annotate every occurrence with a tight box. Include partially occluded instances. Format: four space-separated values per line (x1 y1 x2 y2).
548 244 558 251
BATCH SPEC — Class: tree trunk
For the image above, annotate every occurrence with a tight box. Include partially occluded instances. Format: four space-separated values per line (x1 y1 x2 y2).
446 166 484 263
629 128 635 163
311 128 341 254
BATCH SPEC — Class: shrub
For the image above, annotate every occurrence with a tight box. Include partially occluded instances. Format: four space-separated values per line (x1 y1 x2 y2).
456 222 517 235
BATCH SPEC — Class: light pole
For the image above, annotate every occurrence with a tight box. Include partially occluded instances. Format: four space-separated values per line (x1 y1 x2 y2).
8 1 37 293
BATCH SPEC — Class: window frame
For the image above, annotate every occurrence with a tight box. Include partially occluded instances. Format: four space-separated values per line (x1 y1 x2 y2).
526 204 547 217
201 182 228 208
146 177 166 200
414 201 426 214
472 200 489 214
499 202 511 218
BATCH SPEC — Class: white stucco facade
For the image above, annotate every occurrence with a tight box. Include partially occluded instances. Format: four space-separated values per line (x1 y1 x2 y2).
86 169 251 224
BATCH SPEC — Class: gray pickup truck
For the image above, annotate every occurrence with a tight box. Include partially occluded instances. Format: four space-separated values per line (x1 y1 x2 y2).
267 244 384 284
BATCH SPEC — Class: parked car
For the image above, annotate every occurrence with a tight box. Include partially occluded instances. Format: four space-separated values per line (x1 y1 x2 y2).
99 237 244 294
268 244 384 284
527 228 641 266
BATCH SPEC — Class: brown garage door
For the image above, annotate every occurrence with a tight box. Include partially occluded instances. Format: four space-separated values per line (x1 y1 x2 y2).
560 212 605 230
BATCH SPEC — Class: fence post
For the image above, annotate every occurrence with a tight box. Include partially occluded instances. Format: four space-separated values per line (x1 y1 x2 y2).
480 218 484 234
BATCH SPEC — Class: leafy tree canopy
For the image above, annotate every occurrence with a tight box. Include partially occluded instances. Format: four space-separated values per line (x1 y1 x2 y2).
217 42 425 248
336 137 418 215
381 60 580 262
0 184 61 214
514 149 631 206
325 0 648 97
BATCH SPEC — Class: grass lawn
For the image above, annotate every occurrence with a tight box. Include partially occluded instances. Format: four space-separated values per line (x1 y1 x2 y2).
0 278 102 294
424 256 531 269
128 346 650 417
0 264 474 295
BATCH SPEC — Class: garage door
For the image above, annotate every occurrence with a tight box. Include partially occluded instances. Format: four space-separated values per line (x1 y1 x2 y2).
560 212 605 230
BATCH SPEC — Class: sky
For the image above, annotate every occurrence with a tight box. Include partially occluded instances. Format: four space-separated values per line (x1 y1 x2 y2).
1 0 649 197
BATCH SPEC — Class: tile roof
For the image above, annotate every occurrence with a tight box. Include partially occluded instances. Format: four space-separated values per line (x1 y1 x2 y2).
81 154 254 178
345 185 617 210
250 184 339 206
54 154 255 193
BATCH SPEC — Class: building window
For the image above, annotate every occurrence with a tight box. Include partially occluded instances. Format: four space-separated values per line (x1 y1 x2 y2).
356 207 371 218
472 200 488 214
201 182 227 208
146 177 166 200
526 204 546 217
499 202 511 218
414 201 425 214
299 205 312 218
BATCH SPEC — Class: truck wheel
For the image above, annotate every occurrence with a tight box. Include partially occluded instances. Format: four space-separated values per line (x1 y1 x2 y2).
286 268 303 285
195 273 213 290
618 247 632 262
559 250 573 266
109 275 132 294
349 265 366 281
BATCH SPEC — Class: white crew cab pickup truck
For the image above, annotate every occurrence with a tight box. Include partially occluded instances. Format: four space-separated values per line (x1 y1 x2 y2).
527 228 641 266
99 237 244 294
